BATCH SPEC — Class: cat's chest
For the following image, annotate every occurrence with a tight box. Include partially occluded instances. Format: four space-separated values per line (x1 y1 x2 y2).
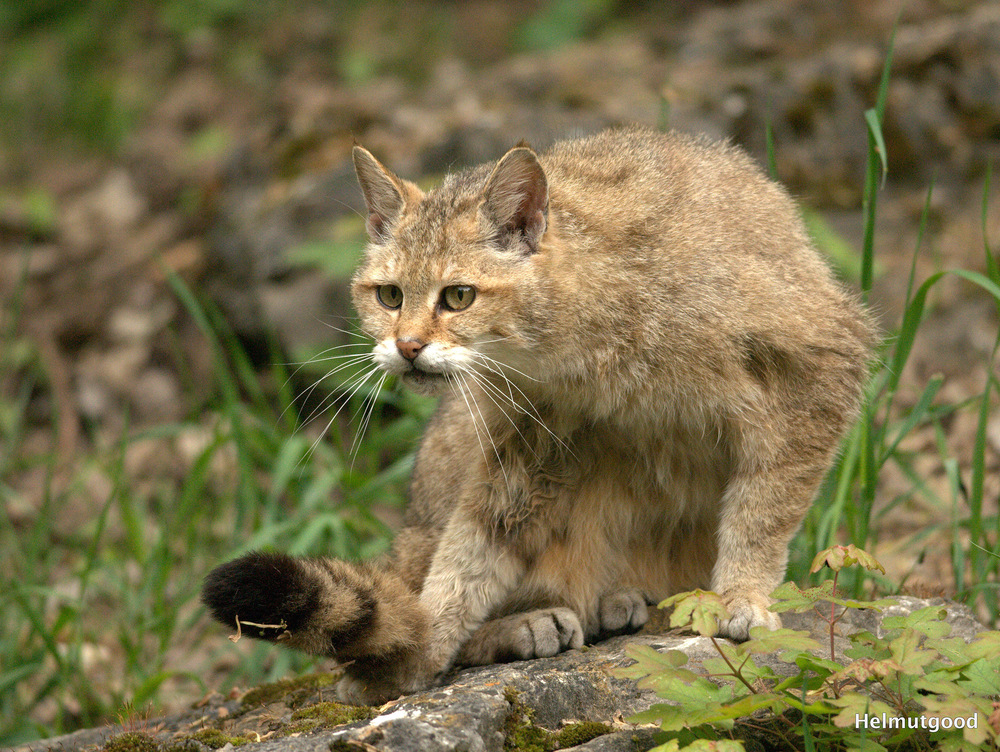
503 413 731 515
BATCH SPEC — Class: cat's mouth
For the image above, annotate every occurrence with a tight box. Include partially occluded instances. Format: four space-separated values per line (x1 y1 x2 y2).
400 366 448 393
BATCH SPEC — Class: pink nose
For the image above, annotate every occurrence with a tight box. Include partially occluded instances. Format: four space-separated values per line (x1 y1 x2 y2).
396 339 424 361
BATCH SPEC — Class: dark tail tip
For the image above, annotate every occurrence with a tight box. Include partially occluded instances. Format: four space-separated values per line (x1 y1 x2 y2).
202 551 320 639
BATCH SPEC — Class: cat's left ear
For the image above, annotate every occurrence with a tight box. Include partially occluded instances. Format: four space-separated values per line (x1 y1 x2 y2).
482 145 548 254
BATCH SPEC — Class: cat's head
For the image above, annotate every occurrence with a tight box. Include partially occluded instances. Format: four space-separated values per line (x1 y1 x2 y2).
350 143 550 395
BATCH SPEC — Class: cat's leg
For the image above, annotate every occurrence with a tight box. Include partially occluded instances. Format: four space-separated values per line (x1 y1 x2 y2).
712 408 840 640
417 511 529 680
711 472 790 640
454 607 583 666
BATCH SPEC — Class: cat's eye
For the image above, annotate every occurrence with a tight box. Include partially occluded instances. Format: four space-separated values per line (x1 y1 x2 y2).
376 284 403 309
441 285 476 312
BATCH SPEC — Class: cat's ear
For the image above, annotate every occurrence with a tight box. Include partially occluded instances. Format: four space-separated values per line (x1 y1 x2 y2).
353 146 422 242
482 145 548 253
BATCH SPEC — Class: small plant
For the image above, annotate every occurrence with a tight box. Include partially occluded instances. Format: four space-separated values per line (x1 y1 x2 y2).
617 545 1000 752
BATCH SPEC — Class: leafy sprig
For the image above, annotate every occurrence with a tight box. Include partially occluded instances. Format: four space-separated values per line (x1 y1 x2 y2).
617 545 1000 752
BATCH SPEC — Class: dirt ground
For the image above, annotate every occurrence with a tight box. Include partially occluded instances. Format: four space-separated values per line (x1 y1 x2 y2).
2 0 999 731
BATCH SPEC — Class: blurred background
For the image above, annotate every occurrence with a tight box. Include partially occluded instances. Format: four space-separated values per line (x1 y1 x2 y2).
1 0 998 743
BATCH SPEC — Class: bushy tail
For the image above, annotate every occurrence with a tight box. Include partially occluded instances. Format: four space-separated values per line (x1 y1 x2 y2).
202 552 429 679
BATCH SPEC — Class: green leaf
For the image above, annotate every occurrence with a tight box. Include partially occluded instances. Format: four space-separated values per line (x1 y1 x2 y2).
660 590 728 636
844 734 888 752
921 695 996 746
709 692 785 719
629 703 687 727
742 627 823 656
922 636 970 663
702 654 779 688
629 700 733 732
844 737 889 752
769 580 835 612
794 653 846 678
802 206 876 282
880 374 944 464
913 668 969 697
936 739 991 752
832 595 898 610
864 108 888 189
677 739 745 751
616 645 693 681
964 630 1000 661
648 739 681 752
881 606 951 638
845 630 892 661
956 657 1000 696
829 658 904 685
828 693 898 729
888 630 936 673
638 672 736 710
810 544 886 575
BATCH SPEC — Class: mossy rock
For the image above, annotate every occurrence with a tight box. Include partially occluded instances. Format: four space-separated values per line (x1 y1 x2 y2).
552 722 614 748
187 729 256 749
240 671 339 709
503 686 611 751
284 701 376 734
102 732 163 752
101 733 199 752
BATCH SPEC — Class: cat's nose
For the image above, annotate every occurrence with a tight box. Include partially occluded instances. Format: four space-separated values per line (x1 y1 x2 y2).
396 338 425 361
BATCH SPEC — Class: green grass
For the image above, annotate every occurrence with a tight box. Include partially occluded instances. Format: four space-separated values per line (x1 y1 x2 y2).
786 31 1000 625
0 271 432 743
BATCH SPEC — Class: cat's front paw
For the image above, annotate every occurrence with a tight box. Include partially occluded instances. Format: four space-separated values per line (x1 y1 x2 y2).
598 588 648 635
516 607 585 657
455 607 584 666
717 593 780 641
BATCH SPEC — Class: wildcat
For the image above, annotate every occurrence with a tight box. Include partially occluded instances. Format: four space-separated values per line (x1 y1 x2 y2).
203 126 873 705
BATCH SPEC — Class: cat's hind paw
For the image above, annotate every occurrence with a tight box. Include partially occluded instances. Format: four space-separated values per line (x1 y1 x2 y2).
598 588 648 635
336 665 435 706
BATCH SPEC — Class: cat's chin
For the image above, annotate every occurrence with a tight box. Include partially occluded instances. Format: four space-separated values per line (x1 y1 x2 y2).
401 369 449 396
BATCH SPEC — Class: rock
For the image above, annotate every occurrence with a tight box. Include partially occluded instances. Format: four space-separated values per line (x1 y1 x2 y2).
17 596 990 752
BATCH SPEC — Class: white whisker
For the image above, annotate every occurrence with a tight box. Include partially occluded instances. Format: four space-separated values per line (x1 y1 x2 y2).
473 335 513 347
457 372 511 495
472 352 542 383
315 319 376 341
303 365 382 465
275 347 367 408
466 354 574 457
462 368 540 462
282 342 372 368
350 371 389 466
294 354 376 426
452 373 492 476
